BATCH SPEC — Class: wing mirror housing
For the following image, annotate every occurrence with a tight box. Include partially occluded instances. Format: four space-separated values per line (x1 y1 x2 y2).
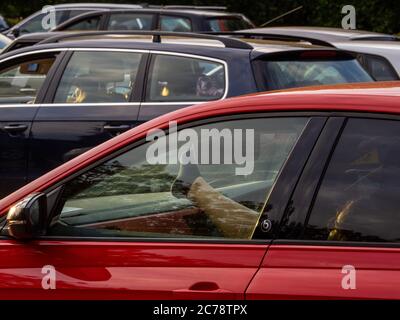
7 193 47 240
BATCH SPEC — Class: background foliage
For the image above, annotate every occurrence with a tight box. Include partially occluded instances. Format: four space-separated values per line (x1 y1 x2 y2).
0 0 399 34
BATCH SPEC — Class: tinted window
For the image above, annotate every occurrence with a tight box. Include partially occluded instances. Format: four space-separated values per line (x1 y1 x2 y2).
146 54 225 102
108 13 153 30
63 16 101 31
254 57 374 91
207 16 253 31
48 117 308 239
68 10 93 19
0 55 57 104
159 15 191 32
304 118 400 243
357 53 399 81
54 51 142 103
19 12 64 34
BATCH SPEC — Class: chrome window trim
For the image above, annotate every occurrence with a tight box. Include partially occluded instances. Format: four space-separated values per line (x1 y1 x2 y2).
0 47 229 107
0 104 40 107
0 48 67 64
40 103 141 107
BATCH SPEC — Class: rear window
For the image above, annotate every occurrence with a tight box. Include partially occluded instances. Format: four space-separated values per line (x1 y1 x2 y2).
254 54 374 91
207 16 253 32
356 53 399 81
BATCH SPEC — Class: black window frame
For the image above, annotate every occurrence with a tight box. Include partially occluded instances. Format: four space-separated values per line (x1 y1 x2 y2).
277 112 400 248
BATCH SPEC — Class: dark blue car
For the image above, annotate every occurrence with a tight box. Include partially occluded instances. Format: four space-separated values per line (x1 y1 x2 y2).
0 32 373 198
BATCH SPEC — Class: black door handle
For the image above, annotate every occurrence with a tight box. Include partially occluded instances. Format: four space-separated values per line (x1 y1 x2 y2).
103 125 131 133
3 124 28 133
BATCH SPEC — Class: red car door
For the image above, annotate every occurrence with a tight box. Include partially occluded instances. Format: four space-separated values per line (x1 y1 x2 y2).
0 239 267 299
0 114 317 299
246 116 400 299
247 244 400 299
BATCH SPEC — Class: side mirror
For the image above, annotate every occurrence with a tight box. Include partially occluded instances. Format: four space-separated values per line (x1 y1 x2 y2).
7 193 47 240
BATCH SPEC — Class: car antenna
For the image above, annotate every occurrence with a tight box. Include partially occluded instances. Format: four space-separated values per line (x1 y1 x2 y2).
259 5 303 27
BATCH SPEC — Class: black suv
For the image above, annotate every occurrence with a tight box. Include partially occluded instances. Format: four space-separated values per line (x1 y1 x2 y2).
0 31 373 198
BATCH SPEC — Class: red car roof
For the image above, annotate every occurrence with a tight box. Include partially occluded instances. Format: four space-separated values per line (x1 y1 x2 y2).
1 81 400 215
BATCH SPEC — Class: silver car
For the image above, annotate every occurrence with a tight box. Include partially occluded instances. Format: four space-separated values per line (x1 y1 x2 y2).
239 27 400 81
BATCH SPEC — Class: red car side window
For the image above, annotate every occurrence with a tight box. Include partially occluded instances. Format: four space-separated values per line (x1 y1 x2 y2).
48 117 308 240
305 118 400 243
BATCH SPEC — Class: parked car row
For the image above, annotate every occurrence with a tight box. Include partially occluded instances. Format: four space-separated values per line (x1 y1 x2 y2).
1 82 400 299
0 31 374 197
1 4 254 39
2 4 400 86
1 4 400 300
53 8 254 33
240 27 400 81
3 27 400 86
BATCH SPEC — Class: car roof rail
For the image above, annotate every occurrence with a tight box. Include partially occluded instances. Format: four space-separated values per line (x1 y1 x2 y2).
202 31 336 48
351 35 400 41
37 30 253 50
162 5 227 11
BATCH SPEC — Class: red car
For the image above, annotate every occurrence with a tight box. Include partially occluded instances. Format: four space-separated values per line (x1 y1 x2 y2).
1 82 400 299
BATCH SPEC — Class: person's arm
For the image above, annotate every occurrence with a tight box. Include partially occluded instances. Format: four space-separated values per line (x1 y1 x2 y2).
187 177 260 239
